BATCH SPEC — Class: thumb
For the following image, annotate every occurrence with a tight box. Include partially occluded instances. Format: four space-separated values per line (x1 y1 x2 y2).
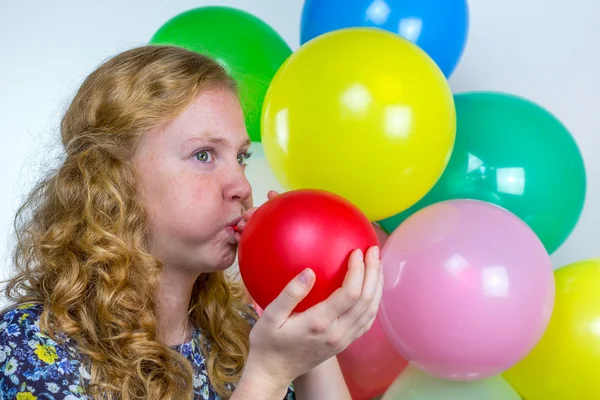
264 269 315 320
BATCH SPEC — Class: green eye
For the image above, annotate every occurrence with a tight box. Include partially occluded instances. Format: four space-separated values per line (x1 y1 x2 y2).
237 152 253 165
195 150 212 162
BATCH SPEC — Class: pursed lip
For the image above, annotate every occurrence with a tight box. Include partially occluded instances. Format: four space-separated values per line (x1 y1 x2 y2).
225 216 243 230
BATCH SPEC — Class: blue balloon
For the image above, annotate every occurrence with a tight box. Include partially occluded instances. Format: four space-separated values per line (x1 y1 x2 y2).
300 0 469 78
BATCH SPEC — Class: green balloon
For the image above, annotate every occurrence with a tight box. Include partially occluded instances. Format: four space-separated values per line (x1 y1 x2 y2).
379 91 586 254
149 6 292 142
382 366 521 399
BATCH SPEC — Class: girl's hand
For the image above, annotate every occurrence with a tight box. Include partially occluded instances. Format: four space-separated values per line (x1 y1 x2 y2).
244 244 383 388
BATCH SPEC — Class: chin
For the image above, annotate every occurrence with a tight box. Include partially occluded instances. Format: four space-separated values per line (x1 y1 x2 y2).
203 243 238 272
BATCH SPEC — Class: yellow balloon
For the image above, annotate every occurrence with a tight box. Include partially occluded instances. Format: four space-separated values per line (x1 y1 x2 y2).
261 27 456 221
503 259 600 400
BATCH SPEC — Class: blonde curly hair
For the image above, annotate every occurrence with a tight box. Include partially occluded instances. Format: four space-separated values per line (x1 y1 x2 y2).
4 45 257 399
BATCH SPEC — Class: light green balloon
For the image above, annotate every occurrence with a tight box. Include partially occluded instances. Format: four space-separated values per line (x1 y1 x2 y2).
382 366 522 400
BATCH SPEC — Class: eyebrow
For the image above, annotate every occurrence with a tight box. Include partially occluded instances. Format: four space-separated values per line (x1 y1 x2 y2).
186 134 251 148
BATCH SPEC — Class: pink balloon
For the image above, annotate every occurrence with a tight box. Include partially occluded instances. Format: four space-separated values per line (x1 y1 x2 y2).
337 316 408 399
379 199 555 381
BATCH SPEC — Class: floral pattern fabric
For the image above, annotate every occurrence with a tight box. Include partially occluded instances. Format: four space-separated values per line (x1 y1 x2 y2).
0 303 295 400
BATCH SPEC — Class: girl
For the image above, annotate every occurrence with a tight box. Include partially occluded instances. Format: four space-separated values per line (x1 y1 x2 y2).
0 45 382 399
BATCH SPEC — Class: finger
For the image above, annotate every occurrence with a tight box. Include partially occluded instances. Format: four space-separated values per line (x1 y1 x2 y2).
366 265 384 325
312 249 365 323
261 268 315 324
236 219 248 233
237 208 258 233
241 207 258 221
337 246 381 325
349 258 384 340
239 192 278 227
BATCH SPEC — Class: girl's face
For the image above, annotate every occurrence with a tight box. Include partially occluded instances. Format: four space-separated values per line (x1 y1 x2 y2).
133 87 253 273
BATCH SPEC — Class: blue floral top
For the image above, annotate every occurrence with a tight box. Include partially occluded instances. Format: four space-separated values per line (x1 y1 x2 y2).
0 303 295 400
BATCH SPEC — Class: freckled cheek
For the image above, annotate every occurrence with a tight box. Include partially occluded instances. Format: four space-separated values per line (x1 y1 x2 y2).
178 179 222 221
142 166 223 223
147 190 198 237
164 181 197 215
192 181 220 201
141 173 183 219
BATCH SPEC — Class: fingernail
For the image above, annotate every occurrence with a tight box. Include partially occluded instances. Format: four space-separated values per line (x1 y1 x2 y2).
355 249 364 261
299 269 312 285
237 220 246 229
372 246 380 259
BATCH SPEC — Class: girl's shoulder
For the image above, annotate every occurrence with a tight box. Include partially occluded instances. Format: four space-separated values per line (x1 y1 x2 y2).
0 303 88 399
0 302 44 330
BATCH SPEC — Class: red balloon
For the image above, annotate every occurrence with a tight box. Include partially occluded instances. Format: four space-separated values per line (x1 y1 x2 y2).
238 189 378 312
337 316 408 399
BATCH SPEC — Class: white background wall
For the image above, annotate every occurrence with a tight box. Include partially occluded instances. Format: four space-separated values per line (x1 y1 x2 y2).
1 0 598 293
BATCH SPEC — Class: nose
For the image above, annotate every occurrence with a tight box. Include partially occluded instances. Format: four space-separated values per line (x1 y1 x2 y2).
223 163 252 203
